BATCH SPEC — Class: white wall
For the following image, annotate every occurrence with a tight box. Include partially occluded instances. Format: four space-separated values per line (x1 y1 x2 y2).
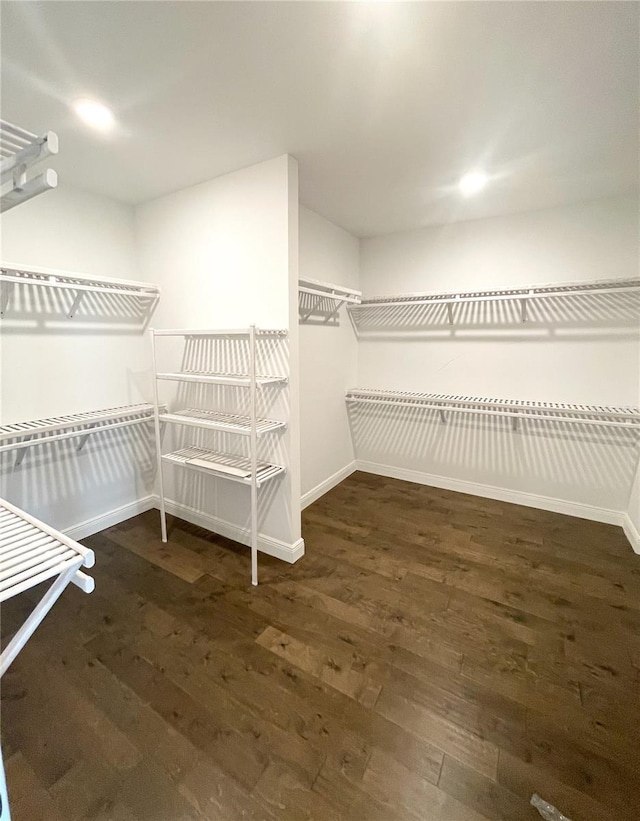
135 155 302 556
0 183 154 534
299 206 359 505
356 194 640 521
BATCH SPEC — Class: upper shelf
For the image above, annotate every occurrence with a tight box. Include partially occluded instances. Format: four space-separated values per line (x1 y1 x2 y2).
349 277 640 326
0 262 160 320
1 119 58 212
299 277 362 322
152 328 287 337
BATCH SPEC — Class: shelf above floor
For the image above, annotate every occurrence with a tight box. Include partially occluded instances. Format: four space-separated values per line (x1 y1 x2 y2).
0 262 160 319
349 277 640 325
346 389 640 430
162 445 285 485
156 371 288 387
1 120 59 212
0 403 158 464
160 408 286 435
299 277 362 322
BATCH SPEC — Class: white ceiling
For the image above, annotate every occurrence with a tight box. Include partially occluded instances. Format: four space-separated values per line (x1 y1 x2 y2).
1 1 638 237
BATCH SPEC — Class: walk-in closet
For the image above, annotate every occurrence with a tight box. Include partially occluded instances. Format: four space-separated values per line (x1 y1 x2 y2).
1 2 639 820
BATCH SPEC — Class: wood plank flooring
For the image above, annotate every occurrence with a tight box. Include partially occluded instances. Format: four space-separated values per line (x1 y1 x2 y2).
2 472 640 820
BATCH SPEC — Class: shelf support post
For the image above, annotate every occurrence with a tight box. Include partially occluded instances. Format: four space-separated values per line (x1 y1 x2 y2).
249 324 259 586
446 303 455 325
76 423 98 452
150 330 168 542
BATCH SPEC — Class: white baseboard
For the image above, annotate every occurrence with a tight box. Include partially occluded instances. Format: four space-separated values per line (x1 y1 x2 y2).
301 461 357 510
65 495 156 541
356 460 626 527
623 514 640 555
158 496 305 563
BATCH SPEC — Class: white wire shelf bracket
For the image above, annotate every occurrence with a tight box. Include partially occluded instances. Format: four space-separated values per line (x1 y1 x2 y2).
162 445 286 486
0 403 159 466
0 497 95 676
1 120 59 212
350 277 640 324
299 277 362 322
160 408 286 436
152 328 287 337
156 371 288 387
0 262 160 319
346 389 640 431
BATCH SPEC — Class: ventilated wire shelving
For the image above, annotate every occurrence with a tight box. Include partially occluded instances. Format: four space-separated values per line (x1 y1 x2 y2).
150 326 288 585
346 389 640 432
0 404 159 467
350 277 640 325
0 498 95 677
298 276 361 322
1 119 58 212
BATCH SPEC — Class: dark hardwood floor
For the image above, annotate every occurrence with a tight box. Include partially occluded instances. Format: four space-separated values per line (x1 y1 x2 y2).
2 472 640 820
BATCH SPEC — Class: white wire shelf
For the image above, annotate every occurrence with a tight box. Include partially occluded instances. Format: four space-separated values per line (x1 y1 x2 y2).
0 262 160 318
350 277 640 324
346 389 640 430
0 403 158 465
162 445 285 486
160 408 286 436
0 497 95 676
156 371 288 387
152 328 287 337
1 120 58 212
299 277 362 322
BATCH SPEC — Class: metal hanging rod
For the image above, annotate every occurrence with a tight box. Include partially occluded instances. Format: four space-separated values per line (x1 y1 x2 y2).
350 277 640 323
0 120 59 212
346 389 640 430
0 403 159 466
0 262 160 318
299 277 362 323
0 497 95 676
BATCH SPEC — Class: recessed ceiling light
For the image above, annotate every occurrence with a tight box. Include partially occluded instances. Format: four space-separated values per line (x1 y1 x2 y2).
459 170 488 196
74 98 114 132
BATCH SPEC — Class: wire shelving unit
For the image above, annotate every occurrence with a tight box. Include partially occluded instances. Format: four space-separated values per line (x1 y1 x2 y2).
0 404 159 467
299 277 361 322
346 389 640 432
1 119 58 212
349 277 640 325
0 262 160 320
0 498 95 677
150 326 288 586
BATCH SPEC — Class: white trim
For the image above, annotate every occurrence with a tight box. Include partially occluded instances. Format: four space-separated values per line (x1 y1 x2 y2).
159 496 305 563
356 460 625 527
64 495 156 541
623 514 640 555
301 461 357 509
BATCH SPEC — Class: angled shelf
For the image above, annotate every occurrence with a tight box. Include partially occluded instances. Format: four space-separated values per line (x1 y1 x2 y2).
350 277 640 325
162 446 285 486
0 262 160 319
160 408 286 436
299 277 362 322
156 370 288 387
0 497 95 676
1 119 58 212
346 388 640 431
0 403 158 466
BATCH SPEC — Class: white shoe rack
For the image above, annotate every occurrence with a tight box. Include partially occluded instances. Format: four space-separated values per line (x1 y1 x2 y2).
150 326 288 585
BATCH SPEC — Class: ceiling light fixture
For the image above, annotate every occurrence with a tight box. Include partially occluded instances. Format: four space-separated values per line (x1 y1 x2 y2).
458 170 488 196
73 98 114 132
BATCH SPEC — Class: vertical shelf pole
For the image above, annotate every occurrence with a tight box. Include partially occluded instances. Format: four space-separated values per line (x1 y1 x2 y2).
150 329 168 542
249 324 259 586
